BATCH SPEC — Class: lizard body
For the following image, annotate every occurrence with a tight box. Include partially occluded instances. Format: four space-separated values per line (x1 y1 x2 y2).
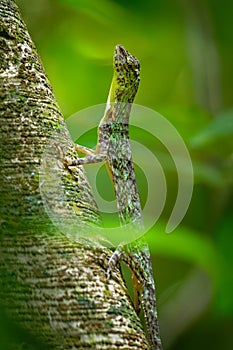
65 45 162 349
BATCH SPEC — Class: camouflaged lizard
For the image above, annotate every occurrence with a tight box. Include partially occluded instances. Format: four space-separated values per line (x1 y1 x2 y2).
65 45 162 349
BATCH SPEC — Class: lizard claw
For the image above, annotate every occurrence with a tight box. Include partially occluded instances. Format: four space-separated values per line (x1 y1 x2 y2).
64 156 81 167
64 156 73 166
107 243 125 279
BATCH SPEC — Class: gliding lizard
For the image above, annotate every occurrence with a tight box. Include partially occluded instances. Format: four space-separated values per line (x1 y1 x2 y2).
65 45 163 350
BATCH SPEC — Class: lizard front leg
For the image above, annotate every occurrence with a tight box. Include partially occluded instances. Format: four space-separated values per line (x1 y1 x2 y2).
74 144 96 156
64 144 107 166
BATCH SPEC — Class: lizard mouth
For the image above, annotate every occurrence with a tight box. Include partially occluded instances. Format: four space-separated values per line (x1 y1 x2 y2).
115 44 128 58
114 45 140 85
114 45 140 67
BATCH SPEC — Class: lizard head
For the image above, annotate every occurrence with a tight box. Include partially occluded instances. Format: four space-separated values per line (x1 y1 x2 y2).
112 45 140 103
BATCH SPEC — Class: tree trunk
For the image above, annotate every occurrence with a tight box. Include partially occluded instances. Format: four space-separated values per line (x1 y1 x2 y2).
0 1 148 349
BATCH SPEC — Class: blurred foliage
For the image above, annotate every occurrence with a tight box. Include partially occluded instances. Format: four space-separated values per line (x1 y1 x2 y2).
0 306 52 350
10 0 233 348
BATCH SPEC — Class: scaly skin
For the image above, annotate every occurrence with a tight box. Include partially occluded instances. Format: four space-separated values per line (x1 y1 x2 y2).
65 45 162 349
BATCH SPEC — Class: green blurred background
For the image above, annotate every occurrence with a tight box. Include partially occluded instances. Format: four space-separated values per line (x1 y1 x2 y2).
13 0 233 348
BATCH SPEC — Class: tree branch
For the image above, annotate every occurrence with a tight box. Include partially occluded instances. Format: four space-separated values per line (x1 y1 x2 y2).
0 1 148 349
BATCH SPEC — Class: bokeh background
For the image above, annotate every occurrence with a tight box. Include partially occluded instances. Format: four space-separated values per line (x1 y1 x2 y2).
15 0 233 349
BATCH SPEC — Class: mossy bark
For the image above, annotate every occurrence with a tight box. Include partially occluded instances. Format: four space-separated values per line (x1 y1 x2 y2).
0 1 148 349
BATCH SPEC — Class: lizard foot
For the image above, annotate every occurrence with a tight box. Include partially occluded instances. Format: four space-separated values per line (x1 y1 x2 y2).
107 243 125 279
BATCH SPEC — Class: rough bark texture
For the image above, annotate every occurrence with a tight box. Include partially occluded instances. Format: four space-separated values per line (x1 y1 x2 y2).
0 1 148 349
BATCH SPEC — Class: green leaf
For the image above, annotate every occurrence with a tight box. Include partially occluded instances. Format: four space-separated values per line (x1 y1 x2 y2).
147 222 219 279
214 213 233 317
190 109 233 148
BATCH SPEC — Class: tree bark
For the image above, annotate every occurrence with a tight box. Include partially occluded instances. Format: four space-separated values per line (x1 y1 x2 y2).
0 1 148 349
